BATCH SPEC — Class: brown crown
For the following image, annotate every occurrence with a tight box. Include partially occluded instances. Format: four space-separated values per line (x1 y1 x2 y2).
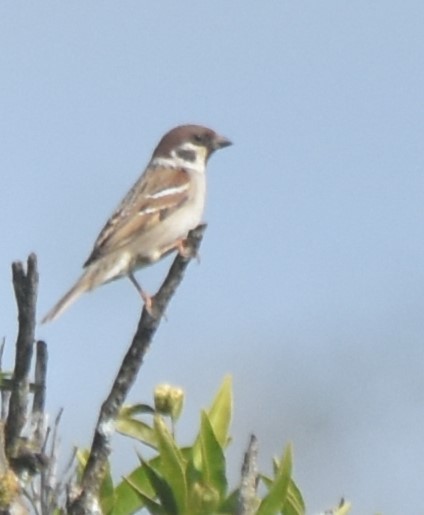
152 124 232 158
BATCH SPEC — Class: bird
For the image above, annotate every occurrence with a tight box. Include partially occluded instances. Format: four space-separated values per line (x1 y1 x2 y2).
41 124 232 323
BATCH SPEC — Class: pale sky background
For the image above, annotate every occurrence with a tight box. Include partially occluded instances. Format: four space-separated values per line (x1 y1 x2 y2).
1 2 424 513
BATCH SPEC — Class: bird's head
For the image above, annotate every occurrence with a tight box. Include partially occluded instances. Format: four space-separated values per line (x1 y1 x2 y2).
152 124 232 170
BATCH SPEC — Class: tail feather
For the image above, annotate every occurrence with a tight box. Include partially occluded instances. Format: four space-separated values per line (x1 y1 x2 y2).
41 267 97 324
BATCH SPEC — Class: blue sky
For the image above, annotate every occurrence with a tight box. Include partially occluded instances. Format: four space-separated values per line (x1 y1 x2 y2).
1 2 424 513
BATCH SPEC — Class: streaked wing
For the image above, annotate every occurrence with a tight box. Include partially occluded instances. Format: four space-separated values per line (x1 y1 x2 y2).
84 166 190 266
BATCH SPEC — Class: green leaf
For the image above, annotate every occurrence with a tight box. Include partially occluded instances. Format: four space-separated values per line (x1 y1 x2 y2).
192 376 233 471
284 479 305 515
112 463 155 514
199 411 227 498
123 476 166 515
261 475 305 515
188 481 220 515
207 375 232 448
116 417 157 448
140 459 178 513
154 415 188 512
257 444 293 515
218 488 239 514
119 403 155 417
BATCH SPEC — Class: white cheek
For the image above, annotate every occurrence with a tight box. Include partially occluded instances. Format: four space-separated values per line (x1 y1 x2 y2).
168 145 206 173
152 155 205 174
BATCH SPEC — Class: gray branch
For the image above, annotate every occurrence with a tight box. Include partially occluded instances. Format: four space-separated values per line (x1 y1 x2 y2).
67 224 207 514
237 434 259 515
32 341 48 449
5 254 38 457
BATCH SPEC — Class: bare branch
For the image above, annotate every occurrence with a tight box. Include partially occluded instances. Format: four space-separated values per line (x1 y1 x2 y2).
31 341 48 449
0 338 10 421
38 409 64 515
67 224 207 514
237 434 259 515
5 254 38 458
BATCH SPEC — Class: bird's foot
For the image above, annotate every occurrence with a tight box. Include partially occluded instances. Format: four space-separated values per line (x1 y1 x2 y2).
177 238 200 263
128 272 163 318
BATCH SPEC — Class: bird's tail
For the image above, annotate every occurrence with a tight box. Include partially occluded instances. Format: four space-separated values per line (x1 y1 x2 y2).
41 266 100 324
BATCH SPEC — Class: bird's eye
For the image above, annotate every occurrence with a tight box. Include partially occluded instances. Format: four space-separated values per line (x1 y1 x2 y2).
193 134 203 143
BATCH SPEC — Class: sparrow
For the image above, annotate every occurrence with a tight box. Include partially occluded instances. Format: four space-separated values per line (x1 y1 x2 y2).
41 124 232 323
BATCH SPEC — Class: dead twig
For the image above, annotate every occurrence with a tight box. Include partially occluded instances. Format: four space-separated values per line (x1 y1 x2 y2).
237 434 259 515
5 254 38 458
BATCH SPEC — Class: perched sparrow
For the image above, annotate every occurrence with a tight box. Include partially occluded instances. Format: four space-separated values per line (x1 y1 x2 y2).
42 124 232 323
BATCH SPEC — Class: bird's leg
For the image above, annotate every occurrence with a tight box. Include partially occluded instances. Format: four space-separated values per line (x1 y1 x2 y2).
128 273 154 315
176 238 200 263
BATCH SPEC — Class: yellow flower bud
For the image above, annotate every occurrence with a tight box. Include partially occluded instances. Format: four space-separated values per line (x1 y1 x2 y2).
154 384 184 421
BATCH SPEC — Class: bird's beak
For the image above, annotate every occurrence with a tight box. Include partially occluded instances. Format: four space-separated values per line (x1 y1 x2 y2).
213 134 233 150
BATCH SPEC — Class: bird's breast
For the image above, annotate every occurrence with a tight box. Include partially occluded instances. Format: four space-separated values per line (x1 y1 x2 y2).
131 170 206 265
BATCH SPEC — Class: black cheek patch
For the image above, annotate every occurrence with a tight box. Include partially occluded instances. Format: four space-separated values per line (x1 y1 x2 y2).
176 149 196 162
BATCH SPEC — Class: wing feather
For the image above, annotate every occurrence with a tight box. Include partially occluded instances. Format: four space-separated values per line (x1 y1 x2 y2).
84 166 190 266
